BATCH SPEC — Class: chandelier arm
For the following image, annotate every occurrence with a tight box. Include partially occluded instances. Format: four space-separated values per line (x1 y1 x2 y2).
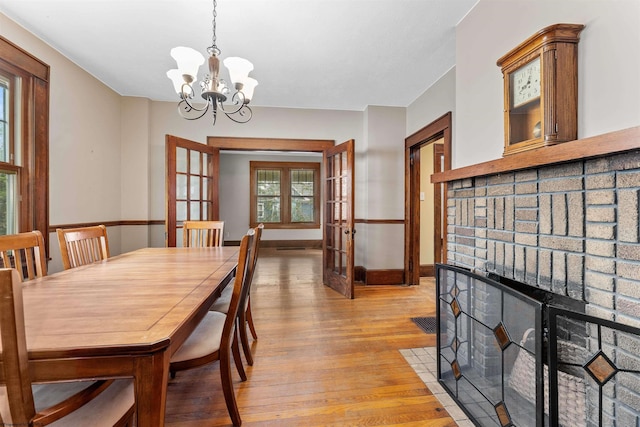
223 105 252 124
177 99 210 121
218 91 248 115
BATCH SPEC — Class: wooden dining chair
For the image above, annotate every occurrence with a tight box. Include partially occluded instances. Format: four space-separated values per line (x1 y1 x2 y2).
56 225 110 270
170 229 255 426
0 268 136 426
211 224 263 368
182 220 225 247
0 231 47 281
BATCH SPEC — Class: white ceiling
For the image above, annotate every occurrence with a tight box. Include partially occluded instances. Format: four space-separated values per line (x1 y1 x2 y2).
0 0 477 111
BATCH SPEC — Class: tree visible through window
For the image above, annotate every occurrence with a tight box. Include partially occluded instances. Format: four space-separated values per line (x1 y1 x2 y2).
250 161 320 229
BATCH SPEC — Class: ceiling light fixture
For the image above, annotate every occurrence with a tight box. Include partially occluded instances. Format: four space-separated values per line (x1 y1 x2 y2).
166 0 257 125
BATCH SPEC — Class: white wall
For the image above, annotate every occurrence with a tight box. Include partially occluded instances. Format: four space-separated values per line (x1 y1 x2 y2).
358 106 406 270
455 0 640 168
406 66 456 137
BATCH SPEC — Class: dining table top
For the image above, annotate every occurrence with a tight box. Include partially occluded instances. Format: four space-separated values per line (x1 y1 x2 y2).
14 246 239 359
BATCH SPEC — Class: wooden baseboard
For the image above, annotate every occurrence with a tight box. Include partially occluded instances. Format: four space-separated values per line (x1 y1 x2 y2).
355 266 405 285
420 264 435 277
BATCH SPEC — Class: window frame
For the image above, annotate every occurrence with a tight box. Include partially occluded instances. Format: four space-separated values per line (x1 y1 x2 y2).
250 161 320 229
0 36 50 248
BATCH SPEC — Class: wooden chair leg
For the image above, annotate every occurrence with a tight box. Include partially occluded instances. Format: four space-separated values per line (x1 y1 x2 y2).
246 298 258 340
239 311 254 367
220 347 242 426
231 326 247 381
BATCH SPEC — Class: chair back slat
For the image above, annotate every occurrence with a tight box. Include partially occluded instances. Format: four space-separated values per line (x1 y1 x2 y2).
0 268 37 424
56 225 110 270
183 221 224 248
0 231 47 281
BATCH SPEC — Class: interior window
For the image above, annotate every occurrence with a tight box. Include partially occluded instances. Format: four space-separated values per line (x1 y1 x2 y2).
250 161 320 229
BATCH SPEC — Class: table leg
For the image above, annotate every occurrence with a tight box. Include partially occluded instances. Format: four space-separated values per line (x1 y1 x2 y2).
134 348 171 427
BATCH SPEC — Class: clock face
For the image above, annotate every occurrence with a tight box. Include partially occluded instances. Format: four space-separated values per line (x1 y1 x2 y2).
511 57 541 108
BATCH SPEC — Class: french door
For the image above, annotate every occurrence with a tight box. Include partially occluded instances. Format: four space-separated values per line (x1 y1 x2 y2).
322 139 355 299
165 135 219 247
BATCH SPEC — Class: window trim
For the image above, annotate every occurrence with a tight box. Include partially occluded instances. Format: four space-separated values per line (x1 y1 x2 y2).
0 36 50 251
250 161 320 229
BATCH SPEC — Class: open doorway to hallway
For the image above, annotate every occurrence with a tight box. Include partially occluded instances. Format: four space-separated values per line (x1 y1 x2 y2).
404 112 452 286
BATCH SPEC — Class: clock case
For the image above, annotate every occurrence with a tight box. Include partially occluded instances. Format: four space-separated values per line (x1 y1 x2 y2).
497 23 584 156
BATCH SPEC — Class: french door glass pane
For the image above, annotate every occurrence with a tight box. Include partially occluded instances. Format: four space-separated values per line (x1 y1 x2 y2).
176 147 187 173
0 171 17 235
190 202 200 220
190 175 200 199
176 174 187 199
203 177 210 201
176 201 187 221
202 202 209 220
190 150 200 175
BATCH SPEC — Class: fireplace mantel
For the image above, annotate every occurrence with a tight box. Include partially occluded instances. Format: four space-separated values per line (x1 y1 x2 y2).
431 126 640 183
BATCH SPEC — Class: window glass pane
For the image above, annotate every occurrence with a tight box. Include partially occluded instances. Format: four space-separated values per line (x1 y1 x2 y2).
190 150 201 175
0 75 9 163
291 197 314 222
176 147 187 173
0 171 17 235
257 196 280 222
290 169 314 196
257 169 280 196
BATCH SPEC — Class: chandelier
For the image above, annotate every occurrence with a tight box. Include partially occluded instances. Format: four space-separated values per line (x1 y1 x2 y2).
166 0 257 125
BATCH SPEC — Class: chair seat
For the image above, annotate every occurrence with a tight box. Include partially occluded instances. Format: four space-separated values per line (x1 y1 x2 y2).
171 311 226 364
210 285 232 313
0 379 134 426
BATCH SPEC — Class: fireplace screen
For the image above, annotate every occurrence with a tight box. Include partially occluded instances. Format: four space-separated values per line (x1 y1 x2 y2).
436 264 544 426
436 264 640 427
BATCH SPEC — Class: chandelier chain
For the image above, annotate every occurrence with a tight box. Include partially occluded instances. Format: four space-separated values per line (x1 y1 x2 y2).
211 0 218 51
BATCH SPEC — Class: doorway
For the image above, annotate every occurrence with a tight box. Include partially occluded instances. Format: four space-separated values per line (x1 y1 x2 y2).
404 112 452 286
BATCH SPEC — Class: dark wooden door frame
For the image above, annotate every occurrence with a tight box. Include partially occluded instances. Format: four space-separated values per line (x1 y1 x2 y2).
404 112 452 286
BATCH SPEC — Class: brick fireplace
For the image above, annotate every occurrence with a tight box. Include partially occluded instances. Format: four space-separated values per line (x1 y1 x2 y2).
431 126 640 426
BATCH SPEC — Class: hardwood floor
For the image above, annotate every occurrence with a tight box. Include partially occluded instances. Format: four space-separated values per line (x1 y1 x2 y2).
165 248 455 426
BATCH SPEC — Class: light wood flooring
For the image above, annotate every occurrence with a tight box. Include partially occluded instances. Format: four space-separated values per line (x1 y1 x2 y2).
165 248 456 426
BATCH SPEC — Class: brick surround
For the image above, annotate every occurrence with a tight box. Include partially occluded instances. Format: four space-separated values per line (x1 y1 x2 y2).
445 149 640 425
446 149 640 327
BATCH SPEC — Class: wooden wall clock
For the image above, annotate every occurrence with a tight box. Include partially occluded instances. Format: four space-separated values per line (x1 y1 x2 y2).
497 23 584 156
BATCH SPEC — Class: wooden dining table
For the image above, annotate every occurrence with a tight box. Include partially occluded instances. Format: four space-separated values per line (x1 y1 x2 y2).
15 246 239 427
